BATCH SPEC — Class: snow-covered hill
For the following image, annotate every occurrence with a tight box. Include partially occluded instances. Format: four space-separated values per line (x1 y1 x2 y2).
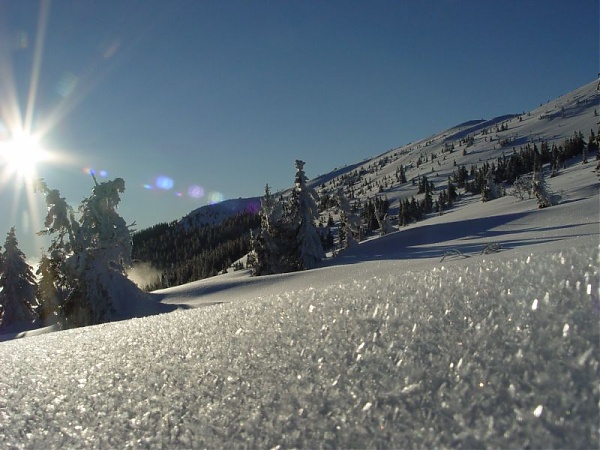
0 81 598 448
179 196 261 229
173 80 599 240
182 80 598 226
310 80 599 216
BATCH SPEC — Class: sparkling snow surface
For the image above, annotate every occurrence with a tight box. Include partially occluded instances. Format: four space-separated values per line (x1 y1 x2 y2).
0 240 597 448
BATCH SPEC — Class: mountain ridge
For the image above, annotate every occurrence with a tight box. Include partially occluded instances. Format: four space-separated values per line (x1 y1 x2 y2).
177 79 598 228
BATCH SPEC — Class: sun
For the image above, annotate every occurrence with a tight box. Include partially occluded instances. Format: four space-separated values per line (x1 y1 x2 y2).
0 131 49 180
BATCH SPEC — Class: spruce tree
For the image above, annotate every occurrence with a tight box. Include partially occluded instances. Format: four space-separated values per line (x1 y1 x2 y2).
335 189 361 249
36 253 62 325
532 165 555 208
289 160 325 270
447 177 458 205
251 184 288 275
0 227 39 332
36 176 146 327
482 168 499 202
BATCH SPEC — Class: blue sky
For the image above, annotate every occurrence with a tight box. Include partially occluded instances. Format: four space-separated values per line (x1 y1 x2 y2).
0 0 598 258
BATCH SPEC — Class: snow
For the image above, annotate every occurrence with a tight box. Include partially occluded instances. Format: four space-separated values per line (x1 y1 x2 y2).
0 237 597 447
1 164 597 448
0 81 598 448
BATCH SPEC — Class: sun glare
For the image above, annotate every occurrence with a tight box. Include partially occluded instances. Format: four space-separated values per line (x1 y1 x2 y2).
0 132 49 180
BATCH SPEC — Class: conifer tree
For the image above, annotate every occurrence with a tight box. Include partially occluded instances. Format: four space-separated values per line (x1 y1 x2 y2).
447 177 458 205
36 253 62 325
36 175 146 327
335 189 361 249
399 199 409 226
250 184 289 275
0 227 39 332
532 165 555 208
482 168 499 202
289 160 325 270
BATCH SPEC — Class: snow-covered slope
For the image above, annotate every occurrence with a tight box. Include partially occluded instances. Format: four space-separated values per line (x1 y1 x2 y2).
312 79 599 215
179 196 261 229
0 81 598 448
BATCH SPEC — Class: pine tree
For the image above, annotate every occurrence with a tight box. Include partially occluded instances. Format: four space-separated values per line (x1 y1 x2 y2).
396 165 407 183
289 160 325 270
250 184 289 275
36 253 62 325
36 176 147 327
374 196 392 235
335 189 361 249
482 168 499 202
0 227 39 332
447 177 458 205
532 165 555 208
399 198 409 226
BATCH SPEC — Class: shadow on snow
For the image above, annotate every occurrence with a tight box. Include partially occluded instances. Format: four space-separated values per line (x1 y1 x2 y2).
326 212 596 264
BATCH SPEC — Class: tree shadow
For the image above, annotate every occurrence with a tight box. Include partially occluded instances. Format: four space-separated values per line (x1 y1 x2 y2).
325 211 597 265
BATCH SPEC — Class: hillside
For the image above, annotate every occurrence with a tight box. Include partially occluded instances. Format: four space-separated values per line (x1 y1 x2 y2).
131 80 599 288
0 80 598 448
175 81 598 230
311 80 598 215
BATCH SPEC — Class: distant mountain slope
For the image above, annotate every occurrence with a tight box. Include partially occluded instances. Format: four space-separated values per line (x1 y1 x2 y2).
175 80 598 229
312 79 598 213
180 197 261 229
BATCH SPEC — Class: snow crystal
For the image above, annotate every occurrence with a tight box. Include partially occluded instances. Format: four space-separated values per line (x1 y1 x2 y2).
531 298 539 310
0 239 597 448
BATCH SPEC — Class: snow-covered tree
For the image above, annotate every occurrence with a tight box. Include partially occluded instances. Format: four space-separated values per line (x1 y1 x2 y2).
250 184 290 275
289 160 325 270
374 199 392 236
509 174 534 200
252 161 325 275
36 253 63 325
0 227 39 332
36 175 147 327
482 168 499 202
335 189 361 250
532 166 555 208
77 175 132 267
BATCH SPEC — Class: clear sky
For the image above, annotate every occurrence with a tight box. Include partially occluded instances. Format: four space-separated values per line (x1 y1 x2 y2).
0 0 598 259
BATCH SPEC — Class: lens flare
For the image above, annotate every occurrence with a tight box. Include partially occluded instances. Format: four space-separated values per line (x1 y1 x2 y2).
155 175 174 190
207 191 225 204
56 71 79 98
101 39 121 59
83 167 108 178
188 184 204 199
13 30 29 50
245 200 261 214
142 176 224 205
